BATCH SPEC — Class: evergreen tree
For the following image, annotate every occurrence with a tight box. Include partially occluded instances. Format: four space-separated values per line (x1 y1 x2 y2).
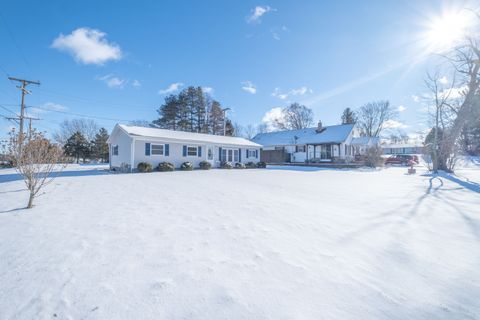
341 108 357 124
225 119 235 136
154 95 180 130
153 85 231 135
92 128 110 162
209 100 225 135
64 131 90 163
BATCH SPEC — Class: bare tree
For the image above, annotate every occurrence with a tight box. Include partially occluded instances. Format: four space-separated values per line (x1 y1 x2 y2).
129 120 153 128
53 118 99 145
357 100 396 137
9 129 65 209
244 124 258 139
233 122 244 137
256 123 268 134
274 103 314 130
438 37 480 171
424 70 458 172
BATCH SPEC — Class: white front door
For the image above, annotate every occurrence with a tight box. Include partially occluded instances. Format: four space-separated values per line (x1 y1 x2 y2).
207 145 214 165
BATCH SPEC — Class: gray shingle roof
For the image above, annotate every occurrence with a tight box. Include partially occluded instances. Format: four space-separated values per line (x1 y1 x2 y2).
252 124 354 146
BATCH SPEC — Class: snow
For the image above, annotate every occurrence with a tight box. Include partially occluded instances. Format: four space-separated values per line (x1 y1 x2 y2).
252 124 354 146
1 164 479 319
114 124 262 147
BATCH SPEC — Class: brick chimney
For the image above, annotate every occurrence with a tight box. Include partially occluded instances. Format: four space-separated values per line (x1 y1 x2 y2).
315 120 324 133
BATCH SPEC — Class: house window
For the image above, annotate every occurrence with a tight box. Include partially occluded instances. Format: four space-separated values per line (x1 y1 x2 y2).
151 144 164 155
221 148 227 161
247 149 256 158
234 149 239 162
112 145 119 156
187 146 198 156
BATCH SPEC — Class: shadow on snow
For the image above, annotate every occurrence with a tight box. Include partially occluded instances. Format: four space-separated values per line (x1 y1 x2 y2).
0 167 110 184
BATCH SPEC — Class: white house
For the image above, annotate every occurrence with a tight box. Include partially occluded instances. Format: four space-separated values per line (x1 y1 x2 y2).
381 143 424 155
107 124 262 171
252 122 379 163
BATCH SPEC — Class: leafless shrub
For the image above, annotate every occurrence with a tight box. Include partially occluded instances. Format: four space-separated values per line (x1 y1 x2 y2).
9 129 65 208
364 146 384 168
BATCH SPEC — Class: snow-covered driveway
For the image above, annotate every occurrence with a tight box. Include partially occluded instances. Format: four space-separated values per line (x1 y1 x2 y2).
0 165 479 319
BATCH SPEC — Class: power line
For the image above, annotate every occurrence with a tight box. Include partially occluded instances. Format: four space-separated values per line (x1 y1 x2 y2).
35 87 156 110
0 12 32 73
0 104 18 116
0 64 9 77
28 104 131 122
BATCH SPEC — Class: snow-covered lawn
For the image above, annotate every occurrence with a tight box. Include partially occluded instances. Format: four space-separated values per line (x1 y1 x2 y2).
1 164 479 319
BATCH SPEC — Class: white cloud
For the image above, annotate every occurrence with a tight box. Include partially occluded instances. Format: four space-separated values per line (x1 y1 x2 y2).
51 27 122 65
242 81 257 94
27 102 68 116
42 102 67 112
397 105 406 112
246 6 274 24
271 25 290 40
203 86 214 94
272 86 312 100
262 107 284 131
383 119 408 129
158 82 183 95
439 76 448 84
446 85 467 99
132 79 141 88
412 95 421 102
97 74 126 88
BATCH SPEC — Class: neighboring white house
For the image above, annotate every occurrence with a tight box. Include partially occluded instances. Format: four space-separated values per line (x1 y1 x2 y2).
107 124 262 171
381 143 425 155
252 122 379 163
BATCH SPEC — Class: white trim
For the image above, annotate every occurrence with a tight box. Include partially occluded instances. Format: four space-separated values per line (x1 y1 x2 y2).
130 138 135 172
112 144 119 156
187 145 199 157
151 143 165 156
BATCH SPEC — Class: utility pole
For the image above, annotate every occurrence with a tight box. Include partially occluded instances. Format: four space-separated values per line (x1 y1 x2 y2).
27 116 40 139
8 77 40 144
222 107 231 136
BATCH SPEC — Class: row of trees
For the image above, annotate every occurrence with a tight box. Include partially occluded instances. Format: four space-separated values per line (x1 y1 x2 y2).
64 128 109 163
153 86 234 135
51 118 110 163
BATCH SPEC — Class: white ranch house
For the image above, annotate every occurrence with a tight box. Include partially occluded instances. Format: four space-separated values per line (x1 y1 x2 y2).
107 124 262 171
252 122 379 163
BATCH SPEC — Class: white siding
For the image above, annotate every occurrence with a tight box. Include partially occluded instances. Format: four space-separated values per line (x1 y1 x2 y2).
134 140 207 168
133 139 260 169
109 129 133 169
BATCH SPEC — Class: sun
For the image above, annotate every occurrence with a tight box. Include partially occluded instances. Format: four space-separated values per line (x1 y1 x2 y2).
423 9 474 52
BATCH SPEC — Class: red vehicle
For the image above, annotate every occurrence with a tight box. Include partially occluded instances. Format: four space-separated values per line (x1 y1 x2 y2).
384 154 419 166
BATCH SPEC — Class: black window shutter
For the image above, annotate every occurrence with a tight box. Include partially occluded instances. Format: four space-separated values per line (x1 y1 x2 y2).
145 143 151 156
165 144 169 156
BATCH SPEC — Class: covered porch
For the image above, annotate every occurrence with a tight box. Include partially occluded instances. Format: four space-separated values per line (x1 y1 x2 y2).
306 143 342 162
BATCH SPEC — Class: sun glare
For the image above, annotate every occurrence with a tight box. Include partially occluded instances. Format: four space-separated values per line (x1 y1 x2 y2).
424 10 474 52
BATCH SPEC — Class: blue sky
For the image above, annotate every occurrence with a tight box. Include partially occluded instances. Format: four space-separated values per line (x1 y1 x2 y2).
0 0 477 139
